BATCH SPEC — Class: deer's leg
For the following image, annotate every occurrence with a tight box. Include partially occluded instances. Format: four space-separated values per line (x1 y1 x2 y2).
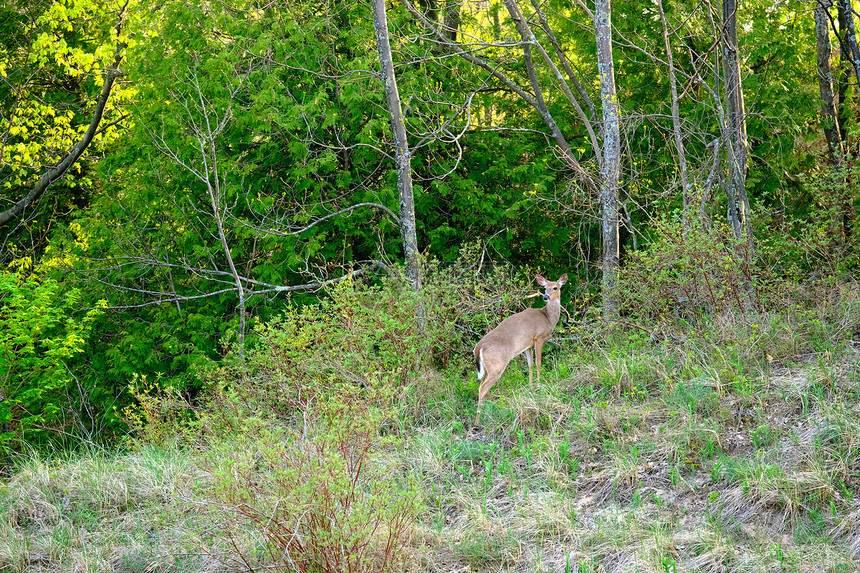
523 347 534 385
475 370 502 426
534 341 544 383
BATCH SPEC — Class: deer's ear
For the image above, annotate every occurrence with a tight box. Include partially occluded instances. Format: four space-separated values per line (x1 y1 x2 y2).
536 275 547 285
558 274 568 286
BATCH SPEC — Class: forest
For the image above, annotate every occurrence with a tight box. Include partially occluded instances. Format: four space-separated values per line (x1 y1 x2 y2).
1 0 860 571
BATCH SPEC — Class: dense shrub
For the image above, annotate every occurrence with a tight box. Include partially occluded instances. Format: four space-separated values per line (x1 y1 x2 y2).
0 261 105 452
618 219 758 324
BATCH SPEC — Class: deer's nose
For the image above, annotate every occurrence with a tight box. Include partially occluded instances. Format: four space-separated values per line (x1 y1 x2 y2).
542 294 550 301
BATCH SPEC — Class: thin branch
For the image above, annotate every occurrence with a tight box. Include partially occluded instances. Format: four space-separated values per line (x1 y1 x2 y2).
95 262 388 310
507 0 603 172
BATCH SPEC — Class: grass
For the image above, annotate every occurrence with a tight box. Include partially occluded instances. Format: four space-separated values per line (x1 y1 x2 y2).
0 446 230 573
2 287 860 572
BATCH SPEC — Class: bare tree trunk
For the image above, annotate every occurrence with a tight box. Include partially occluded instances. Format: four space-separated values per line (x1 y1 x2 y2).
831 0 854 246
372 0 421 291
186 73 248 358
657 0 691 225
201 141 246 357
840 0 860 87
816 0 844 160
595 0 621 321
150 71 251 357
722 0 752 244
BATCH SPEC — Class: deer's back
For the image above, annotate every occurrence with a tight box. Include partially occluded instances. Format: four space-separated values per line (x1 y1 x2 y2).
474 308 553 359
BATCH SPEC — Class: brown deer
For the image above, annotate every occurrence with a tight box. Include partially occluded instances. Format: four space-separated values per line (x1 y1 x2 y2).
473 274 568 425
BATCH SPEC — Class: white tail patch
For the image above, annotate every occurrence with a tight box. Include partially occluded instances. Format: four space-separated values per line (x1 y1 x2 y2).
476 347 486 380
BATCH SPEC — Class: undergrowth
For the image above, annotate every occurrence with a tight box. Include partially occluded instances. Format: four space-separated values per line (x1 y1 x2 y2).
1 251 859 572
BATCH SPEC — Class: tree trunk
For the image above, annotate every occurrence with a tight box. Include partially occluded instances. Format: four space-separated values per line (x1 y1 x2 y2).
837 0 851 143
203 143 246 358
832 0 854 246
657 0 691 225
722 0 752 244
594 0 621 321
840 0 860 88
837 0 860 146
372 0 421 291
815 0 844 160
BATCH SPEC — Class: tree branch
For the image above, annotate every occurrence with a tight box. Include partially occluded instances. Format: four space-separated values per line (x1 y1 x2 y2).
0 2 129 228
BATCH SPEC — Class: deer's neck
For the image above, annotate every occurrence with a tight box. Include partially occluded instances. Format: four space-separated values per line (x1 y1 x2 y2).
543 299 561 327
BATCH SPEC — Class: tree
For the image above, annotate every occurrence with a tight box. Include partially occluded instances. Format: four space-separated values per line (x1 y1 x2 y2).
656 0 691 223
372 0 421 291
30 0 833 370
593 0 622 319
839 0 860 89
0 0 131 255
722 0 752 243
146 69 253 354
815 0 844 161
814 0 856 248
836 0 860 146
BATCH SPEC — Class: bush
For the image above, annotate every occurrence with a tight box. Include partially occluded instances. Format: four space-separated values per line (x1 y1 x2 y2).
0 260 105 452
618 219 757 324
209 391 419 573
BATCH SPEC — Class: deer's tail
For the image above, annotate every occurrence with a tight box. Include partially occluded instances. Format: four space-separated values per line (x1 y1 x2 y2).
476 347 486 380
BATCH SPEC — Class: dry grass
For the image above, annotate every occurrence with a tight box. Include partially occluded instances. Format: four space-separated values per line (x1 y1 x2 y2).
0 446 224 573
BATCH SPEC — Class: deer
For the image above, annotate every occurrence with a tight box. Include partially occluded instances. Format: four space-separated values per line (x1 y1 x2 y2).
473 274 568 426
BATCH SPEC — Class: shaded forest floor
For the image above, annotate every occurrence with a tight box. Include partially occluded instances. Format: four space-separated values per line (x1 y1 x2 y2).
2 286 860 573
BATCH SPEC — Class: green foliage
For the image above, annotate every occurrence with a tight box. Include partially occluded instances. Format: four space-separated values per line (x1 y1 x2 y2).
6 2 860 571
0 260 105 450
51 0 564 411
208 277 440 424
0 0 132 259
758 162 860 281
619 218 758 323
